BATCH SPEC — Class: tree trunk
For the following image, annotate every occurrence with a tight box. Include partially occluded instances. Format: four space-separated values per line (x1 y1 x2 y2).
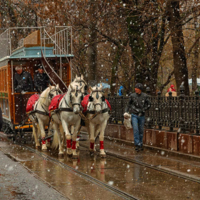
192 13 199 93
110 47 124 95
87 28 97 81
167 1 189 95
87 2 97 82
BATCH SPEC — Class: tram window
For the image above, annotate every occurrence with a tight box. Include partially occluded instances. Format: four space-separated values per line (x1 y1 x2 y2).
5 69 7 91
3 70 5 91
4 69 6 91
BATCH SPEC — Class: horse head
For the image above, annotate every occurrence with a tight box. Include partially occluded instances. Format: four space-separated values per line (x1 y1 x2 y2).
69 83 83 114
74 74 88 95
47 84 60 102
88 84 105 113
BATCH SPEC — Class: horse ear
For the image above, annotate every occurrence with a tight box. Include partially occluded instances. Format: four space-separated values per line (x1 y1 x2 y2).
89 86 93 92
56 84 59 89
81 74 83 79
69 84 73 90
75 74 78 79
49 84 52 89
99 83 103 90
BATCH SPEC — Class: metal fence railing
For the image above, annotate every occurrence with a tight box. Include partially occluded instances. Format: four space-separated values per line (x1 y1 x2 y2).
0 26 73 60
107 86 200 134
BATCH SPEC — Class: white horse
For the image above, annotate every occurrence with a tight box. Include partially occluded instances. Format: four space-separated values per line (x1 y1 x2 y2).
51 82 83 158
85 84 110 158
29 85 60 150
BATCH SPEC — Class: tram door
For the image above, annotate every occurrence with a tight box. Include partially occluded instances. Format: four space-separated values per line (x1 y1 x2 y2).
12 60 38 125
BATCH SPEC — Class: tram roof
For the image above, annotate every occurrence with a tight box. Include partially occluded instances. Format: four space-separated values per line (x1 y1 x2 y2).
0 46 74 62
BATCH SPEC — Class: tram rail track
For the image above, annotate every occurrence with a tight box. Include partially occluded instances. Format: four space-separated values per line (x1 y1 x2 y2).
79 143 200 185
17 144 139 200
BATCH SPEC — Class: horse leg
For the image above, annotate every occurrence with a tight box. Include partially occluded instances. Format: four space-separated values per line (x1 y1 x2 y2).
99 121 107 158
76 125 81 150
46 122 52 147
38 120 47 151
54 123 64 155
89 123 95 155
59 124 65 150
33 123 40 148
71 122 80 159
61 120 72 156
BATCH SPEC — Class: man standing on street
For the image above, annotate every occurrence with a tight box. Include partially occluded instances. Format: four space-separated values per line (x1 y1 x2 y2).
34 66 50 92
14 66 34 93
124 83 151 152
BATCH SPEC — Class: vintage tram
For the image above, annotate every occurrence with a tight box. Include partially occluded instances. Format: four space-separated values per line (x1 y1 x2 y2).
0 26 73 137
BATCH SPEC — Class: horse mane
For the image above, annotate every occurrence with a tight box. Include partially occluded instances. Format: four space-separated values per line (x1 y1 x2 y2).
39 86 51 104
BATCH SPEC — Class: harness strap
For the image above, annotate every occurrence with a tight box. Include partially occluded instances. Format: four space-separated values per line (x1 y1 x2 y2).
58 108 73 112
86 108 110 114
28 110 49 116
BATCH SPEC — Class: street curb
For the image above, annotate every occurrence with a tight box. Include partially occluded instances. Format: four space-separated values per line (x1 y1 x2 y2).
104 136 200 162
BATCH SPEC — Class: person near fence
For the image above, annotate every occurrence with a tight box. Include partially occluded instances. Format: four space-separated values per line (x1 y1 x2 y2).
34 66 50 92
14 66 34 93
118 86 124 96
124 83 151 152
167 84 176 92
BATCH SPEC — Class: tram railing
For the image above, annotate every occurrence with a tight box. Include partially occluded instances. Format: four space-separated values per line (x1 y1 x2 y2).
0 26 73 60
107 86 200 134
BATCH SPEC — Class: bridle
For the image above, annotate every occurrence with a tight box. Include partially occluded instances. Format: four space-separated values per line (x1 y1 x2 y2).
48 88 60 100
74 79 88 95
89 87 105 110
63 85 83 109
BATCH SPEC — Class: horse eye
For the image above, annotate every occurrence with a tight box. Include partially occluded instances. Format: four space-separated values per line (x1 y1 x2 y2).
102 96 105 101
89 96 93 102
84 85 88 90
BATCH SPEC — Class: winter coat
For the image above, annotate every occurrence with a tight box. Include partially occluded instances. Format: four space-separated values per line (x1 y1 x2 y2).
34 72 50 92
14 71 34 93
125 92 151 116
118 86 124 96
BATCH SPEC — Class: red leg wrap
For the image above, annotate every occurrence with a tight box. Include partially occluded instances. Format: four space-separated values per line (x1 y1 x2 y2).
47 138 51 143
90 142 94 150
72 141 76 149
42 137 46 145
100 141 104 149
67 140 71 148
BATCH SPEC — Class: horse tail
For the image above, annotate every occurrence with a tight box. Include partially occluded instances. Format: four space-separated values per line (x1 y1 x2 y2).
51 123 59 150
37 123 41 137
59 124 65 148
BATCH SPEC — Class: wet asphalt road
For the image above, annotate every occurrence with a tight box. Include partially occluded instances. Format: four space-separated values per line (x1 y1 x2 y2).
1 133 200 200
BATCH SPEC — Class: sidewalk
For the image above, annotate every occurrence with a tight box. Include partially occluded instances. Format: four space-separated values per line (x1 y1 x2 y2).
0 134 66 200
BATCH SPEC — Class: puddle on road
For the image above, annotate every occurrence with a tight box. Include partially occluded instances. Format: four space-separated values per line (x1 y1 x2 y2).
1 139 200 200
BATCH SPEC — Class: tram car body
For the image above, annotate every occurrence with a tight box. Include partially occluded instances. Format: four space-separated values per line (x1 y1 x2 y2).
0 27 73 136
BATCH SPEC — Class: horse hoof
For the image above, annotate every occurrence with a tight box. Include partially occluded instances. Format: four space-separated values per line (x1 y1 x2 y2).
72 155 78 159
90 152 95 157
36 146 40 149
42 149 47 151
67 153 72 157
100 154 106 158
58 152 64 156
